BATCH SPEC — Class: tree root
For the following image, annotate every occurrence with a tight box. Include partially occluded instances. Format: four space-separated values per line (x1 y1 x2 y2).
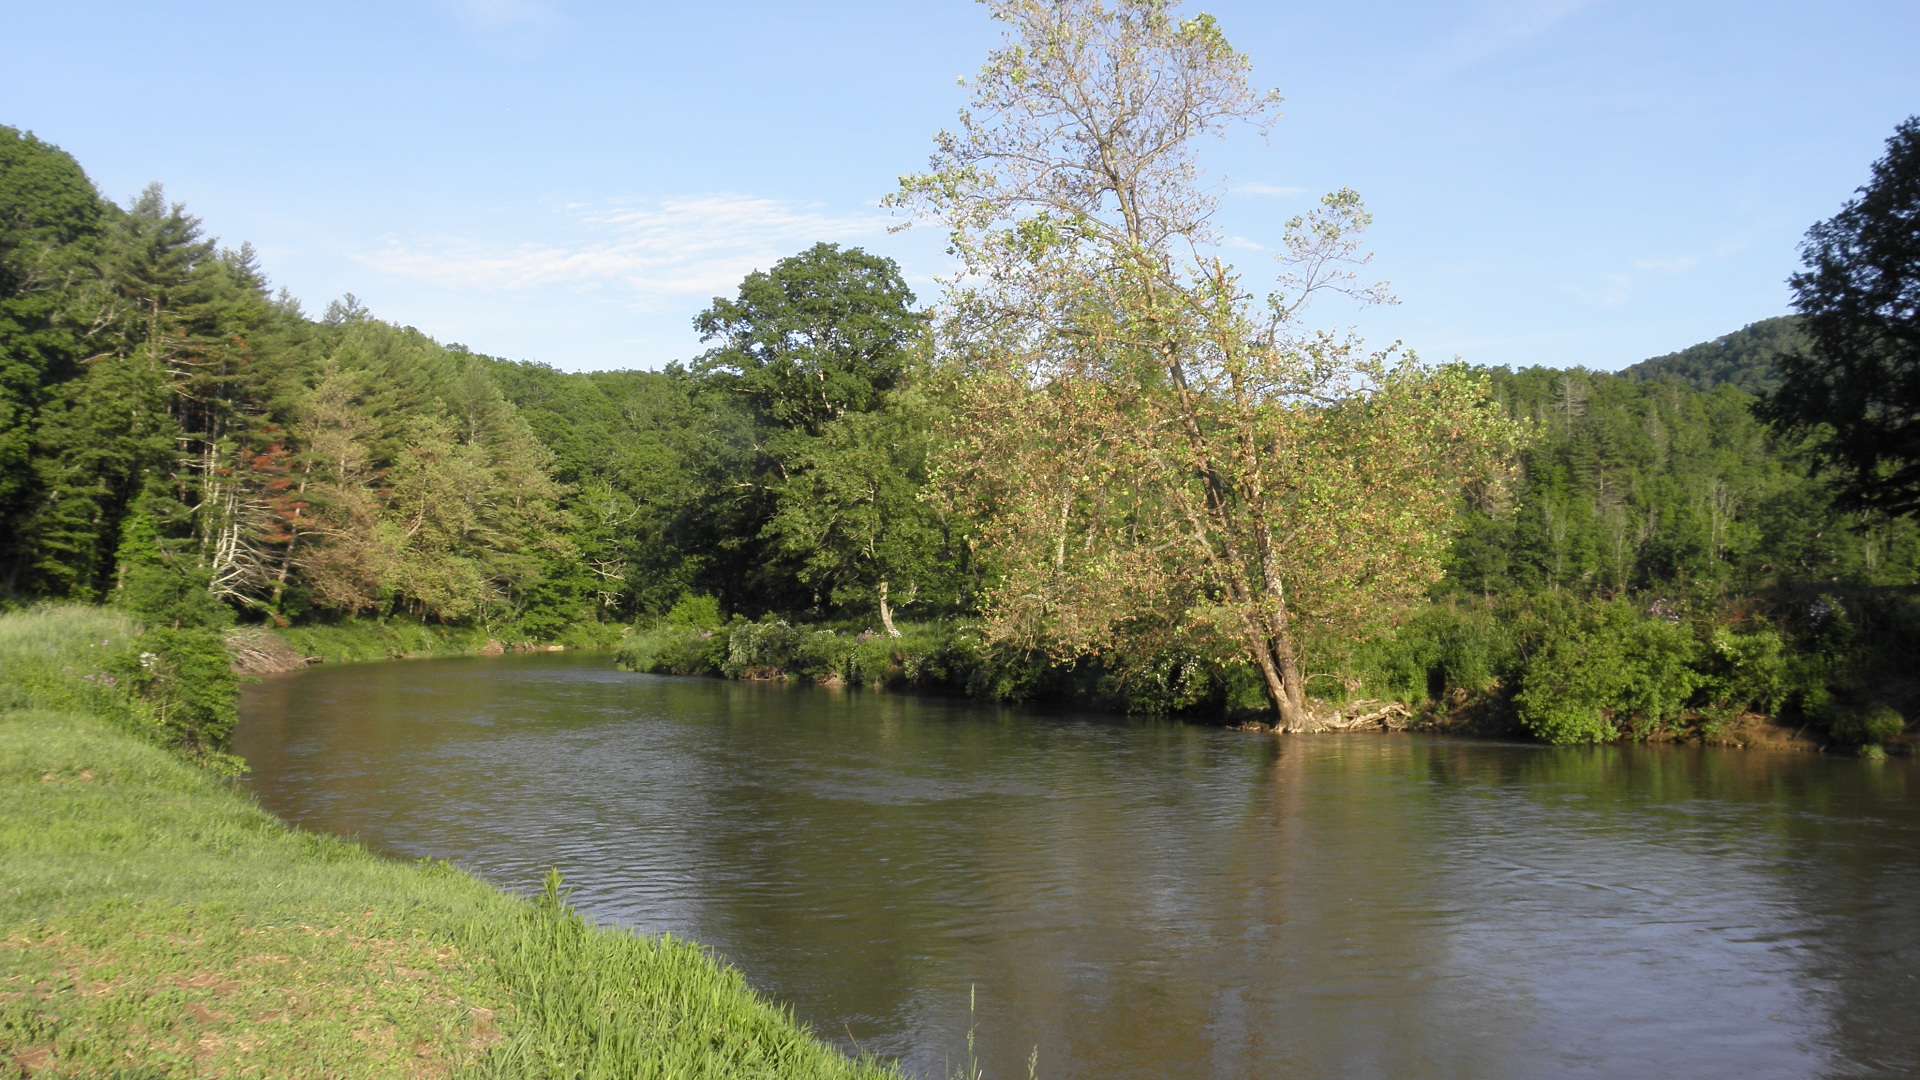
224 628 314 675
1270 699 1413 734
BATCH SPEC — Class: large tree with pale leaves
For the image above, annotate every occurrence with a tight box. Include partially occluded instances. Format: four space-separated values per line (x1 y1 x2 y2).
893 0 1524 730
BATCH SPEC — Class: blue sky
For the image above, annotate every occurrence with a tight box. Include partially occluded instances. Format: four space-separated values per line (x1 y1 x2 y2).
8 0 1916 372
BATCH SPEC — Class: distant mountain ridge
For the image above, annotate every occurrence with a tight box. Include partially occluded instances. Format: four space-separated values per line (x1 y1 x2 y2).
1618 315 1802 394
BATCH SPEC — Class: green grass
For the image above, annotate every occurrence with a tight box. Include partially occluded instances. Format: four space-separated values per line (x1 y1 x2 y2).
268 618 624 667
0 606 896 1079
271 619 500 665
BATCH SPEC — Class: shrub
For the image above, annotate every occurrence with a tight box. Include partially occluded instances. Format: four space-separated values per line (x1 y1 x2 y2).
1103 650 1226 716
1700 624 1791 714
664 594 724 630
723 619 802 679
120 627 240 766
0 605 238 769
615 622 726 676
1829 703 1905 746
1515 600 1700 744
1334 601 1522 706
791 629 857 682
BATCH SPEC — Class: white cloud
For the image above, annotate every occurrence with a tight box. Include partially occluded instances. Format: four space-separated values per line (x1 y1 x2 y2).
355 194 895 308
439 0 560 31
1632 255 1699 274
1234 182 1306 198
1563 271 1633 310
1419 0 1592 80
1223 235 1268 252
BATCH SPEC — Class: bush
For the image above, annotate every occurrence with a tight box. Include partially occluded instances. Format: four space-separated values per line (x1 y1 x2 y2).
0 605 239 769
1331 601 1523 707
791 629 857 682
1829 703 1905 746
615 622 726 676
723 618 802 679
1515 600 1700 744
663 594 724 630
120 627 239 766
1700 624 1791 714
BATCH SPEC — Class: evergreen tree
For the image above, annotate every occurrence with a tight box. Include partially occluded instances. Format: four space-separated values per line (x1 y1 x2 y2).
1762 116 1920 517
0 127 109 578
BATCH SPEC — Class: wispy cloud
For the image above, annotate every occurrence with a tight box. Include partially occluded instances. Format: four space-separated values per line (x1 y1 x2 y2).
1632 255 1699 274
1223 235 1268 252
1418 0 1593 80
1234 182 1306 198
1563 271 1633 310
1563 252 1699 310
438 0 561 31
356 194 894 307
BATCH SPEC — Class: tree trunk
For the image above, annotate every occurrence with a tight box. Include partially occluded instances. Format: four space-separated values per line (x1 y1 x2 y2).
878 579 902 638
1247 627 1310 732
1272 637 1309 730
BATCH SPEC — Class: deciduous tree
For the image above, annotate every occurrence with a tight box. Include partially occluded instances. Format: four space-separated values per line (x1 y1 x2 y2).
895 0 1523 729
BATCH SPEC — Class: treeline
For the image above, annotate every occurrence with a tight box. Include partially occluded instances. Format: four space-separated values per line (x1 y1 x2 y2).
1386 349 1917 746
4 123 1915 755
2 128 953 637
1 127 981 764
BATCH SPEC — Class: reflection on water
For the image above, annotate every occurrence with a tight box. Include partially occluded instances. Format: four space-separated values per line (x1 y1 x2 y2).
236 653 1920 1079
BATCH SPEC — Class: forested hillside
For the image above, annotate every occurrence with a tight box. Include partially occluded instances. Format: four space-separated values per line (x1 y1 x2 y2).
1620 315 1803 393
3 122 1915 755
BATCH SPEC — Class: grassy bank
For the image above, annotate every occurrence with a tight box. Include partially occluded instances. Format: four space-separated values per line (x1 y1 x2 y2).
228 618 626 672
0 605 894 1079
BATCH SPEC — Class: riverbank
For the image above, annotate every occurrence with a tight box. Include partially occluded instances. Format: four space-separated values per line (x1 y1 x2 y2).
0 606 894 1079
615 598 1906 754
227 618 625 675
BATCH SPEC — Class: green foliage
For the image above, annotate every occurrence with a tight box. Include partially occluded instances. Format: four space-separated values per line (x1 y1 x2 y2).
4 124 1916 752
1445 363 1920 600
1828 703 1905 747
111 481 231 630
663 592 724 630
693 242 924 434
0 127 107 560
1339 602 1522 706
763 383 970 624
273 619 496 665
1515 601 1701 743
615 621 727 677
1761 115 1920 517
1621 316 1803 394
1698 624 1791 715
723 617 804 678
119 627 238 765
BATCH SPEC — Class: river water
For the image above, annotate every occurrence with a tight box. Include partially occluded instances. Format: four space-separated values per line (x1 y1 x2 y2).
235 652 1920 1079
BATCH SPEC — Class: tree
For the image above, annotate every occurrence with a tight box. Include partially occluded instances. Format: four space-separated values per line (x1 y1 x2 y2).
0 128 109 581
1762 116 1920 517
894 0 1522 729
763 384 966 633
21 351 178 598
692 242 923 435
112 478 230 630
689 244 928 614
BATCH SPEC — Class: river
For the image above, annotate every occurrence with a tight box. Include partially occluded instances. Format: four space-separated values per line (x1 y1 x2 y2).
235 652 1920 1079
